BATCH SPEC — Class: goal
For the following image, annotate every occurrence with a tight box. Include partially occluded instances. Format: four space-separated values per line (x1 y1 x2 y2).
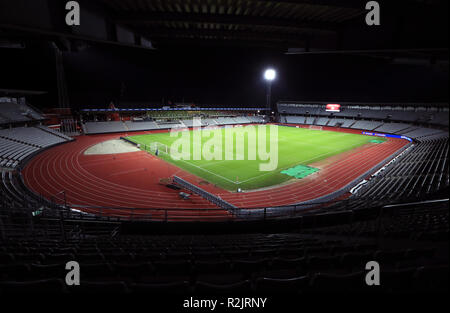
145 142 170 156
309 125 323 131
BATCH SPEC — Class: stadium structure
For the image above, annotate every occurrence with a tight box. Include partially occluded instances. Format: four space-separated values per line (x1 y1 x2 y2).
0 0 448 298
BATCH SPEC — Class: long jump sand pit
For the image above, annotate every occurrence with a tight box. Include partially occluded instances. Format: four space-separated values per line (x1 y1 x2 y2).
84 139 140 155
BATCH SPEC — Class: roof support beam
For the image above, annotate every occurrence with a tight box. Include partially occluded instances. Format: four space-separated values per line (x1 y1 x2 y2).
143 28 308 44
115 12 343 32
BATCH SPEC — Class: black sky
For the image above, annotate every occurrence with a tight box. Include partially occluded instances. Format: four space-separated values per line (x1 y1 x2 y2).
0 42 448 109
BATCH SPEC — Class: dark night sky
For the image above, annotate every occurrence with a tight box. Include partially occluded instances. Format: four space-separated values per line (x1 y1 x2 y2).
0 42 448 109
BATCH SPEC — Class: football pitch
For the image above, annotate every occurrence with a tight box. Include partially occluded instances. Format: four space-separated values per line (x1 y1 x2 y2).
125 125 382 191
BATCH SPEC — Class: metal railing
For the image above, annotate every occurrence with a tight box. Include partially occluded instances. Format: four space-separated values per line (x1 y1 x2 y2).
172 175 237 211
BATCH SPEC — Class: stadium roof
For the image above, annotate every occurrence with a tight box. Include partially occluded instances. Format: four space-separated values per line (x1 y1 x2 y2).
0 0 448 54
0 89 47 97
104 0 364 48
97 0 439 46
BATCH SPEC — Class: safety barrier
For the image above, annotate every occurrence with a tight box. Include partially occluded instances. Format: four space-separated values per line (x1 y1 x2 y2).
172 176 238 212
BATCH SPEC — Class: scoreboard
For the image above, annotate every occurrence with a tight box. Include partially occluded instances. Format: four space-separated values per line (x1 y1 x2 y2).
326 104 341 112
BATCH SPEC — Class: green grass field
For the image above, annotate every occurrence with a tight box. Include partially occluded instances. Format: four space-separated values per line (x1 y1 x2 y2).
125 125 382 191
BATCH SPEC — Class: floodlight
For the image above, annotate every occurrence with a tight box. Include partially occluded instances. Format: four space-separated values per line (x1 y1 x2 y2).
264 69 276 81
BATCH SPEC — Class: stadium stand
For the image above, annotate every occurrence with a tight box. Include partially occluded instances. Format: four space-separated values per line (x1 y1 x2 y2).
340 119 355 128
374 123 415 134
281 112 447 140
402 127 446 139
430 113 449 126
326 118 344 127
350 120 383 131
0 126 72 169
155 121 184 129
247 116 265 123
0 127 68 148
202 118 218 125
286 116 305 124
82 113 266 134
355 137 449 200
181 119 209 127
0 103 27 122
303 200 448 242
124 121 159 131
0 0 448 295
0 197 448 293
216 117 238 125
1 104 447 293
0 138 39 167
233 116 251 124
278 103 449 127
315 117 329 126
84 121 127 134
0 97 44 122
36 125 73 141
0 108 448 294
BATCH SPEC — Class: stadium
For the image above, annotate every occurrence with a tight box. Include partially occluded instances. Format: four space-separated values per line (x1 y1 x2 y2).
0 0 448 300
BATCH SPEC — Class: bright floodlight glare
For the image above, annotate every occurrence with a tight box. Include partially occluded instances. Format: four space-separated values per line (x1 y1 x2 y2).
264 69 276 81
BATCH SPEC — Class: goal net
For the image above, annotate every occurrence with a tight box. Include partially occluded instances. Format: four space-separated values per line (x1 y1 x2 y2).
309 125 323 130
145 142 170 156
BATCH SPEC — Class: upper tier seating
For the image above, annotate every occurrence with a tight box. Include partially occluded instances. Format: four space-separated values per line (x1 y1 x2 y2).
0 102 30 122
430 113 449 126
0 101 43 123
388 110 426 122
277 104 449 126
280 114 447 141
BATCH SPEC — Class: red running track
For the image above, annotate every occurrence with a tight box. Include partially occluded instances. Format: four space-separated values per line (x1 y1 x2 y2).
22 126 409 220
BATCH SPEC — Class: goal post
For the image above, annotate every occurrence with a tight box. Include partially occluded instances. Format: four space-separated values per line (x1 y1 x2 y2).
143 142 170 155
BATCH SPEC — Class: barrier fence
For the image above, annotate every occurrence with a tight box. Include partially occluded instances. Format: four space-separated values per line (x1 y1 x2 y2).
172 176 238 211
